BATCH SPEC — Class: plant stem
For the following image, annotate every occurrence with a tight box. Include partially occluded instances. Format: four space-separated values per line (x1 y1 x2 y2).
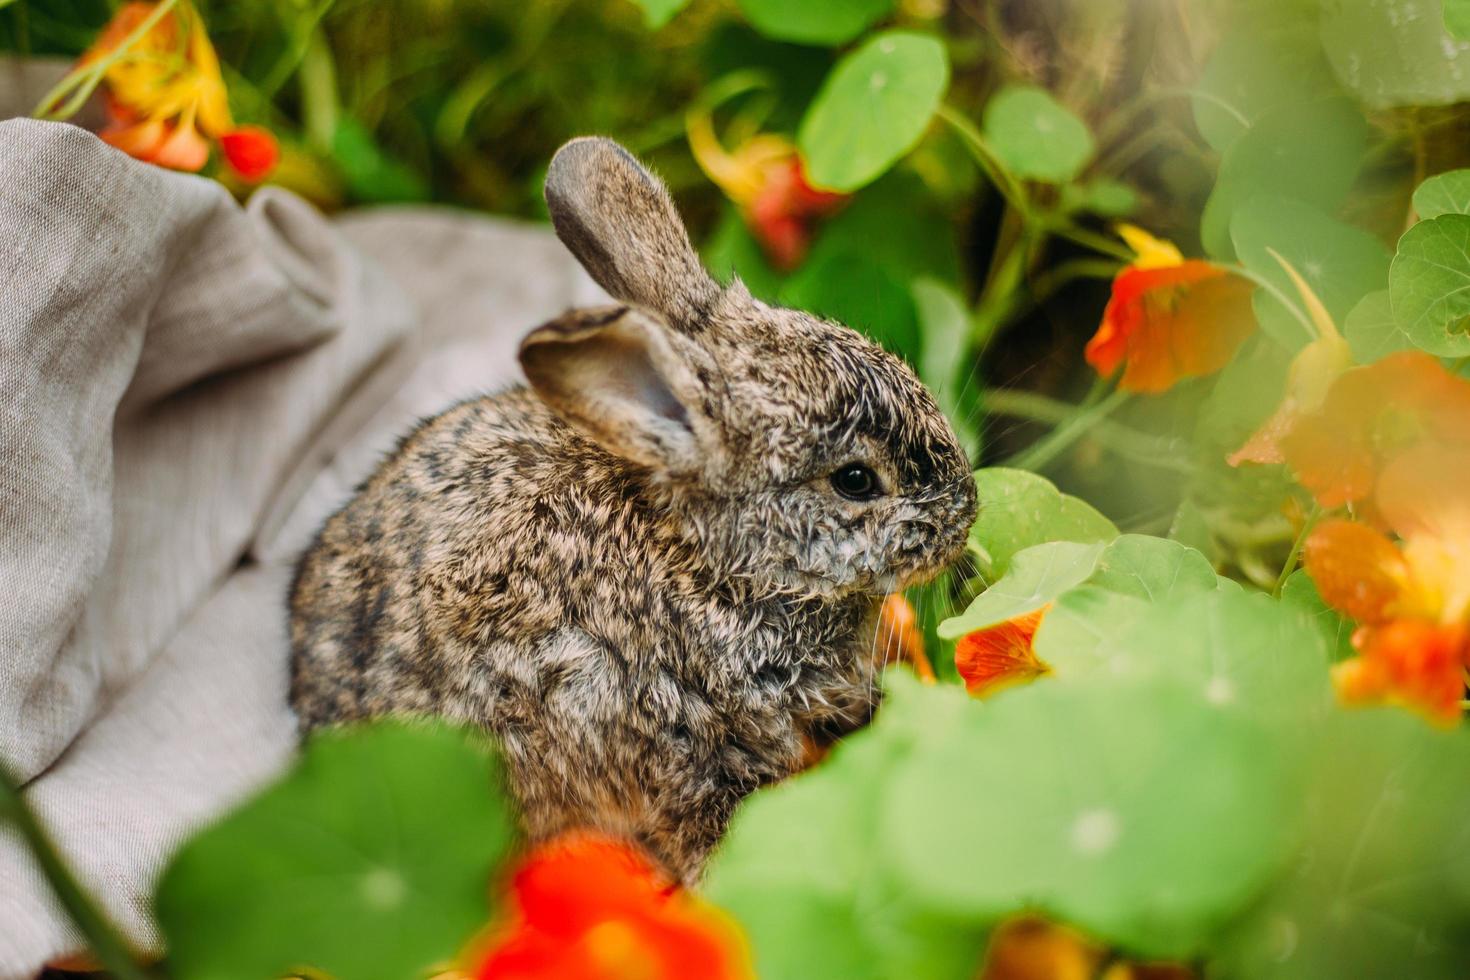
1004 386 1129 473
985 388 1192 472
935 103 1030 218
1273 504 1322 596
32 0 182 119
0 767 154 980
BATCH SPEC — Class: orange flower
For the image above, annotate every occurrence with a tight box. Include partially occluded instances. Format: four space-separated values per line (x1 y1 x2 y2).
689 111 845 270
980 917 1102 980
1305 449 1470 724
875 593 934 681
1273 353 1470 511
954 607 1050 697
78 2 278 180
1085 226 1256 394
474 834 751 980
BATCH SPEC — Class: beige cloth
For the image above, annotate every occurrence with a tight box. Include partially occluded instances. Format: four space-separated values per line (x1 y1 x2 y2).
0 63 602 977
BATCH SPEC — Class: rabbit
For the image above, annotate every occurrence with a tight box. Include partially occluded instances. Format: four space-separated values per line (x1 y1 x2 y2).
288 136 978 882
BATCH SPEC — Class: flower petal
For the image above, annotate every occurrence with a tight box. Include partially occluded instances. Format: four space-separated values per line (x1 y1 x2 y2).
1303 520 1408 627
1086 261 1255 394
220 126 280 181
1335 620 1469 726
954 607 1050 697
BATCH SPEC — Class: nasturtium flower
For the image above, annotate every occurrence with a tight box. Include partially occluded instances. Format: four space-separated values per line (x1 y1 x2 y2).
473 833 751 980
876 592 934 681
1304 449 1470 725
688 110 845 271
1273 352 1470 511
1085 225 1256 393
80 2 278 180
954 607 1049 697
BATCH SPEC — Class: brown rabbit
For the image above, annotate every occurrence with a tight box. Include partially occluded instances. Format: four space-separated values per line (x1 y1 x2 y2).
289 137 976 881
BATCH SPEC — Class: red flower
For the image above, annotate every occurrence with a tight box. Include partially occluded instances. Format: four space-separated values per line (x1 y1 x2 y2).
1085 226 1256 394
876 592 934 681
955 607 1050 697
74 2 278 181
689 112 845 270
474 834 751 980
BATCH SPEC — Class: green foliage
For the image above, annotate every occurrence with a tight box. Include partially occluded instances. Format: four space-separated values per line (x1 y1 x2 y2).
980 85 1094 183
1230 195 1391 349
631 0 690 30
1202 99 1369 259
155 722 517 980
1343 289 1412 362
798 32 949 191
1449 0 1470 40
1320 0 1470 108
939 539 1105 637
965 468 1118 583
1389 213 1470 356
1413 168 1470 218
738 0 893 46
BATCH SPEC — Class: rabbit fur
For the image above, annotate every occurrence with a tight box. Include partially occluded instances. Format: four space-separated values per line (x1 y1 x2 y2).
289 137 977 881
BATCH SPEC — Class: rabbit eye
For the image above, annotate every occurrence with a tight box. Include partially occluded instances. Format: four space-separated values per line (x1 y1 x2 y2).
830 463 883 501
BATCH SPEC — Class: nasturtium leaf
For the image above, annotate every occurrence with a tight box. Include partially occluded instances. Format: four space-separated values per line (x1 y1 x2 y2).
1168 499 1220 565
939 540 1105 639
798 32 949 192
1083 534 1218 603
1389 213 1470 357
706 675 983 980
738 0 893 46
1414 168 1470 218
1201 98 1369 259
1320 0 1470 108
1343 289 1412 362
1230 195 1391 350
1039 588 1331 728
1192 23 1342 151
631 0 689 29
1280 568 1356 663
1213 710 1470 979
966 468 1119 582
1030 585 1150 667
1449 0 1470 40
980 85 1094 183
155 722 517 980
881 678 1299 959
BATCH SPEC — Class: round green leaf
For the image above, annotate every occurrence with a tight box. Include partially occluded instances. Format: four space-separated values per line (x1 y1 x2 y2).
1414 168 1470 219
939 540 1105 639
156 722 517 980
1084 534 1219 604
1343 289 1412 362
967 468 1119 583
1192 23 1342 152
1201 98 1369 259
1214 711 1470 978
980 85 1094 183
1390 213 1470 356
798 32 950 192
1321 0 1470 108
1040 589 1331 728
881 678 1299 959
738 0 893 46
1230 195 1390 350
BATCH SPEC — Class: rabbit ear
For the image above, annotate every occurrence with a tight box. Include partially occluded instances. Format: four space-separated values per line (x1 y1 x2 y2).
544 137 719 327
520 307 719 475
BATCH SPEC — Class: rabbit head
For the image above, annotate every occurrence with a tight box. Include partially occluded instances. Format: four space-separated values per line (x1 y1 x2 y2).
523 137 977 599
